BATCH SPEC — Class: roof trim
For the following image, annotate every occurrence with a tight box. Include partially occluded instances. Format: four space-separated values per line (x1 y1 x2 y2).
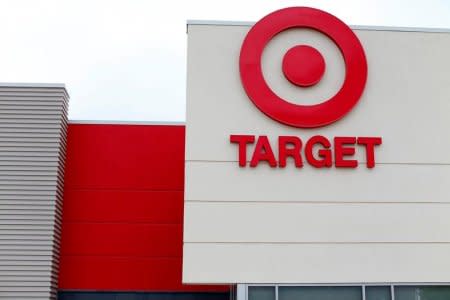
68 120 185 126
0 82 66 88
186 20 450 33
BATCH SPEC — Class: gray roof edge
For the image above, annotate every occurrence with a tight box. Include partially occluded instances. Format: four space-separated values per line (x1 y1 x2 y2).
68 120 185 126
0 82 70 98
186 20 450 33
0 82 66 88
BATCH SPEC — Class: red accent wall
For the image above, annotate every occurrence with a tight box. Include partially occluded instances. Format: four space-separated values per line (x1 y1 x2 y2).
58 124 228 292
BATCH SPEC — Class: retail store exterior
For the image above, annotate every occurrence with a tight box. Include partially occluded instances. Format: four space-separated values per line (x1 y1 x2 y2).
1 6 450 300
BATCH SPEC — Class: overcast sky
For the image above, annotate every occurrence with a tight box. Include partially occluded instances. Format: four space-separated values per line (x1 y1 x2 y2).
0 0 449 121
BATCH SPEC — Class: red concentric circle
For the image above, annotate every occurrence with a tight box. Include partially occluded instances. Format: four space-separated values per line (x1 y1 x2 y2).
239 7 367 128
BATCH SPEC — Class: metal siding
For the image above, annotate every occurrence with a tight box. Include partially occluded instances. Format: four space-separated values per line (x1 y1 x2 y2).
0 85 68 299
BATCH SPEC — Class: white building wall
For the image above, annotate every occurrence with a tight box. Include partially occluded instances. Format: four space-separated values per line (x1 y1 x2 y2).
183 23 450 284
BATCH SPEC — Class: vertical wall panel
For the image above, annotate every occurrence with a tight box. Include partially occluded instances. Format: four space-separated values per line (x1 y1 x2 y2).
58 124 229 293
0 83 69 299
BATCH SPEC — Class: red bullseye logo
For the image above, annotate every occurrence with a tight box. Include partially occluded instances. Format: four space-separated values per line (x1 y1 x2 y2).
239 7 368 128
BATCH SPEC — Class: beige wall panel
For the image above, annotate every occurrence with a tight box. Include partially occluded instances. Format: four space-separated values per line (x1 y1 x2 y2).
185 202 450 243
184 243 450 284
185 162 450 203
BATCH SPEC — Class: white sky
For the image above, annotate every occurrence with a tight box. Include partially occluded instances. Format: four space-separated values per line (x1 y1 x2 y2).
0 0 448 121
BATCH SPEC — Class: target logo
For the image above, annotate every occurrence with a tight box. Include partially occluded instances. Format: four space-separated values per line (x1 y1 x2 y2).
239 7 367 128
232 7 382 169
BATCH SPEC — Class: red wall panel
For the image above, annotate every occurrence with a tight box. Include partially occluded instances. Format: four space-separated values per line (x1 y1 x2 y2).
62 190 183 223
60 223 182 257
63 124 185 190
59 256 226 292
58 123 228 292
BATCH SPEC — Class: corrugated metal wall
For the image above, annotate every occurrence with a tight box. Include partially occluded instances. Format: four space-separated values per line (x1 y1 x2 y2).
0 84 69 299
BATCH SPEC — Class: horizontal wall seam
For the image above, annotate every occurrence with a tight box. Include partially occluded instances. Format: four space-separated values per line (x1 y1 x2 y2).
184 200 450 204
183 241 450 244
185 160 450 166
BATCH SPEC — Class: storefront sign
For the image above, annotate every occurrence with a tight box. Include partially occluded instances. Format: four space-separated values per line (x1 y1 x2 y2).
232 7 382 168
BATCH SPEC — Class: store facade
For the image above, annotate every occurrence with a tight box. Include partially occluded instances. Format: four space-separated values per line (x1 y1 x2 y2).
183 6 450 300
0 6 450 300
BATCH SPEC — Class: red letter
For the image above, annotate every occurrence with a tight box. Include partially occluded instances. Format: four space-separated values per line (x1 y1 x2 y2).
278 136 303 168
305 135 332 168
334 137 357 168
230 135 255 167
250 136 277 167
357 137 382 168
